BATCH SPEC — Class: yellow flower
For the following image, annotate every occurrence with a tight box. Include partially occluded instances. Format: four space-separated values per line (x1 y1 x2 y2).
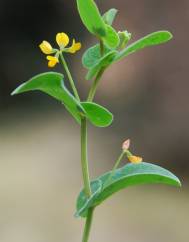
39 41 53 54
56 32 69 47
68 39 82 54
39 32 81 68
128 155 143 164
56 32 81 53
46 56 59 68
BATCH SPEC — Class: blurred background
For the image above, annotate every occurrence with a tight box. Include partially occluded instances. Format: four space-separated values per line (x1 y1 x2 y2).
0 0 188 241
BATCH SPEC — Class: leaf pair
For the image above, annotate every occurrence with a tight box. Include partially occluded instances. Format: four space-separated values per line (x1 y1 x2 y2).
82 31 172 80
76 162 181 218
12 72 113 127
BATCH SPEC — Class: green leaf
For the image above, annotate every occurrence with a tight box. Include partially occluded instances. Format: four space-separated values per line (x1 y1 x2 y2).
83 31 172 79
11 73 113 127
75 180 102 218
86 50 117 80
102 25 120 49
11 72 85 123
76 162 181 217
103 8 118 26
81 102 113 127
114 31 173 62
82 44 111 69
76 0 107 37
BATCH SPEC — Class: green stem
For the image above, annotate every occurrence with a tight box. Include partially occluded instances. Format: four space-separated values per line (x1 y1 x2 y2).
81 117 92 197
87 39 105 102
81 39 105 242
82 207 94 242
87 68 105 102
104 150 126 187
60 53 80 101
99 39 104 56
81 117 93 242
112 150 126 173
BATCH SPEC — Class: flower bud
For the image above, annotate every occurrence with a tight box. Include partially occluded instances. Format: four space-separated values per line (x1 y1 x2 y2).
122 139 130 151
118 30 132 49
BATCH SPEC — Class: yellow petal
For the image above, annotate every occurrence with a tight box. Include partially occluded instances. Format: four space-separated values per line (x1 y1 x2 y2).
46 56 57 61
68 39 81 54
39 41 53 54
128 155 143 164
48 61 56 68
56 32 69 47
46 56 59 68
74 42 82 51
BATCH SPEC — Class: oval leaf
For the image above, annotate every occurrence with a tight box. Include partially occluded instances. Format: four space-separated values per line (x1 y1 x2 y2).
82 44 111 69
76 162 181 217
115 31 173 62
11 72 85 123
77 0 107 37
103 8 118 26
102 25 120 49
81 102 113 127
86 50 117 80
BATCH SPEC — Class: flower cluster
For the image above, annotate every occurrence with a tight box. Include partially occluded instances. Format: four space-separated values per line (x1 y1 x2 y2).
39 32 81 68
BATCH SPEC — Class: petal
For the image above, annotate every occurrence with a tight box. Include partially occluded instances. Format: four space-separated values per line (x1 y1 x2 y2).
46 56 59 68
48 60 57 68
56 32 69 47
128 156 143 164
39 41 53 54
68 39 82 54
74 42 82 51
68 39 76 53
46 56 59 62
46 55 54 61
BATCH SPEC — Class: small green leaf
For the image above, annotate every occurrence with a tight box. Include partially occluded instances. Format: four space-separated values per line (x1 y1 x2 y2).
75 180 102 218
82 44 111 69
76 0 107 37
102 25 120 49
76 162 181 217
81 102 113 127
115 31 173 62
86 50 117 80
11 72 85 122
103 8 118 26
